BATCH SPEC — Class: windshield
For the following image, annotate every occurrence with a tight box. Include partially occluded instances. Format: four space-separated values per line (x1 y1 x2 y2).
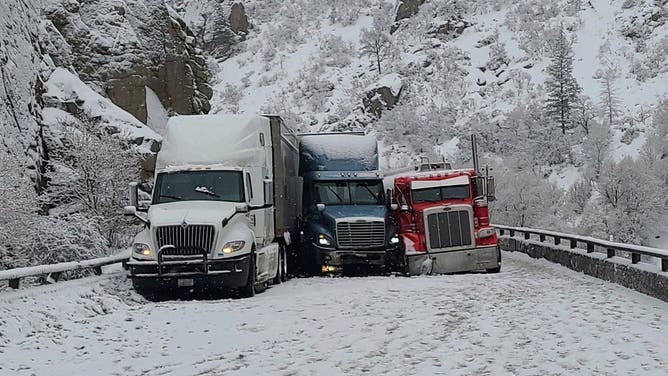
412 184 470 203
153 170 245 204
313 180 383 205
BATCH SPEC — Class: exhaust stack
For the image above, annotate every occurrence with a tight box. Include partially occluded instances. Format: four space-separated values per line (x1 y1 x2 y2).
471 134 480 174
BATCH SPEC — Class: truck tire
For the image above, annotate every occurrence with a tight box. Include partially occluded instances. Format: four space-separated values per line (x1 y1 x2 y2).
273 246 283 285
240 248 256 298
281 247 289 282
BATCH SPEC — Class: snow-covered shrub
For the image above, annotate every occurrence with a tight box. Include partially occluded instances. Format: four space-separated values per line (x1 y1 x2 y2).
583 121 612 178
220 84 243 113
492 170 564 228
43 117 140 250
598 157 663 244
319 35 354 68
567 178 592 214
0 153 38 269
632 36 668 81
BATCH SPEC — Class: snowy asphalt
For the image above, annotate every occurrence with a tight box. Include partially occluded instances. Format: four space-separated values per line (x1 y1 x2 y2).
1 251 666 376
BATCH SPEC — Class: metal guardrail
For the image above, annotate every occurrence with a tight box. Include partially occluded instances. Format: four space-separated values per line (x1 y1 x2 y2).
494 224 668 272
0 251 130 289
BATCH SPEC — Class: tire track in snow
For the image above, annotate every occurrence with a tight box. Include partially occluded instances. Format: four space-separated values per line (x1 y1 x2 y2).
0 252 666 375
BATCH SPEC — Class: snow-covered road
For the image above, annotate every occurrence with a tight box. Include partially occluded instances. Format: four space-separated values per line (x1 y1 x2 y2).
1 251 667 376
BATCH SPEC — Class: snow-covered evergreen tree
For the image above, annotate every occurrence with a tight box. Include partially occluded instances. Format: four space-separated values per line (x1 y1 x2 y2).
598 65 622 125
544 26 582 134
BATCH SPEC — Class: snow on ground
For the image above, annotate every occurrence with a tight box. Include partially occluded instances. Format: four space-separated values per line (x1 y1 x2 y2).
1 252 666 375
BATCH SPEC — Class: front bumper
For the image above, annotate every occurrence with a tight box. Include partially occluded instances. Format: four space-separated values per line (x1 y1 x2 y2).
128 253 251 291
313 243 401 268
406 245 501 275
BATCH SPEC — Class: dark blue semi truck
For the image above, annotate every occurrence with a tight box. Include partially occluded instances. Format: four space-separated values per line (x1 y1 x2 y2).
297 133 400 274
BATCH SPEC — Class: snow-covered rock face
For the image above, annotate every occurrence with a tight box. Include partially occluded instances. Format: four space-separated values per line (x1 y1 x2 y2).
42 0 212 123
0 0 48 182
168 0 246 59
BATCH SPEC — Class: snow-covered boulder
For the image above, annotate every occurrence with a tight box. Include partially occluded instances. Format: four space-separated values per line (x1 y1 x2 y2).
363 74 404 118
427 17 472 41
41 0 212 124
43 68 162 173
229 2 249 35
394 0 425 22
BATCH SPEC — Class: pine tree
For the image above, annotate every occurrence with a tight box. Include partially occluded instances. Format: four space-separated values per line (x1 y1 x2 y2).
545 27 582 134
599 65 622 125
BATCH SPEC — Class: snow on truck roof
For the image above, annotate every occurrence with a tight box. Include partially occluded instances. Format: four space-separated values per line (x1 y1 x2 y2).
156 114 270 171
300 133 379 172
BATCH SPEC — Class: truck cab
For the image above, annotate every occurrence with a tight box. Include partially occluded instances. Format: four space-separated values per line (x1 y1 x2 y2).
125 114 299 298
298 133 400 274
391 165 500 275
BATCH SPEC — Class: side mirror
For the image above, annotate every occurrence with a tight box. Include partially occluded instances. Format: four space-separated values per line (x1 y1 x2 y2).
400 204 409 211
235 203 249 213
487 176 496 201
390 203 399 211
316 203 326 212
124 205 149 226
129 182 139 208
123 205 137 216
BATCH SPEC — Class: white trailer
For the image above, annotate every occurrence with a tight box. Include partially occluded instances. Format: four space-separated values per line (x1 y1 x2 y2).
125 114 300 298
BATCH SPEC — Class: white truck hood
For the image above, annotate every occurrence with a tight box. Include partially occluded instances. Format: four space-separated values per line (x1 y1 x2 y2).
148 201 238 227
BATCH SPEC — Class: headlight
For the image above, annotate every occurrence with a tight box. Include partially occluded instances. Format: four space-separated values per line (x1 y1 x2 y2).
475 228 496 239
317 234 331 246
133 243 152 256
222 240 246 254
390 234 400 244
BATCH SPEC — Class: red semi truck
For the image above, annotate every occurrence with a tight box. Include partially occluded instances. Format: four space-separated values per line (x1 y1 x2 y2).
389 137 500 275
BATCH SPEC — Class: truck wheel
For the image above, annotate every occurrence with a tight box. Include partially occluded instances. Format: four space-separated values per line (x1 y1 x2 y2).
240 248 256 298
273 246 283 285
281 247 289 282
487 267 501 273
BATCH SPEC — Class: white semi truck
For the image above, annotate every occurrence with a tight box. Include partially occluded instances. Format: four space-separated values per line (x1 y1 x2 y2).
125 114 301 298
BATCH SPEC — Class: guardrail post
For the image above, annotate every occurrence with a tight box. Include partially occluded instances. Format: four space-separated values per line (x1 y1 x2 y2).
499 229 505 236
662 258 668 272
539 234 546 242
524 232 530 240
587 243 594 253
570 239 577 249
554 236 560 246
607 248 615 258
510 230 515 237
631 253 640 264
46 272 61 284
9 278 20 289
93 266 103 275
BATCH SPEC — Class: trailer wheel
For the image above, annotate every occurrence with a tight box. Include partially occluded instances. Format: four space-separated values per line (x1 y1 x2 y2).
486 267 501 273
240 248 256 298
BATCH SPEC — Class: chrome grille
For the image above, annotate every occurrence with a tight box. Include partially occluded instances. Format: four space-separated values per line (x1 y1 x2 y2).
155 225 216 255
336 221 385 249
426 210 472 250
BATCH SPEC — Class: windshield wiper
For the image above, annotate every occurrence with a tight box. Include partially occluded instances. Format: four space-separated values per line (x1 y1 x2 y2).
362 185 380 202
194 186 220 198
159 194 183 201
326 186 344 204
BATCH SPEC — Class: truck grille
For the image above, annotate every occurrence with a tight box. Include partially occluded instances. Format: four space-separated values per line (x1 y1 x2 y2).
155 225 216 255
336 221 385 249
426 210 472 250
